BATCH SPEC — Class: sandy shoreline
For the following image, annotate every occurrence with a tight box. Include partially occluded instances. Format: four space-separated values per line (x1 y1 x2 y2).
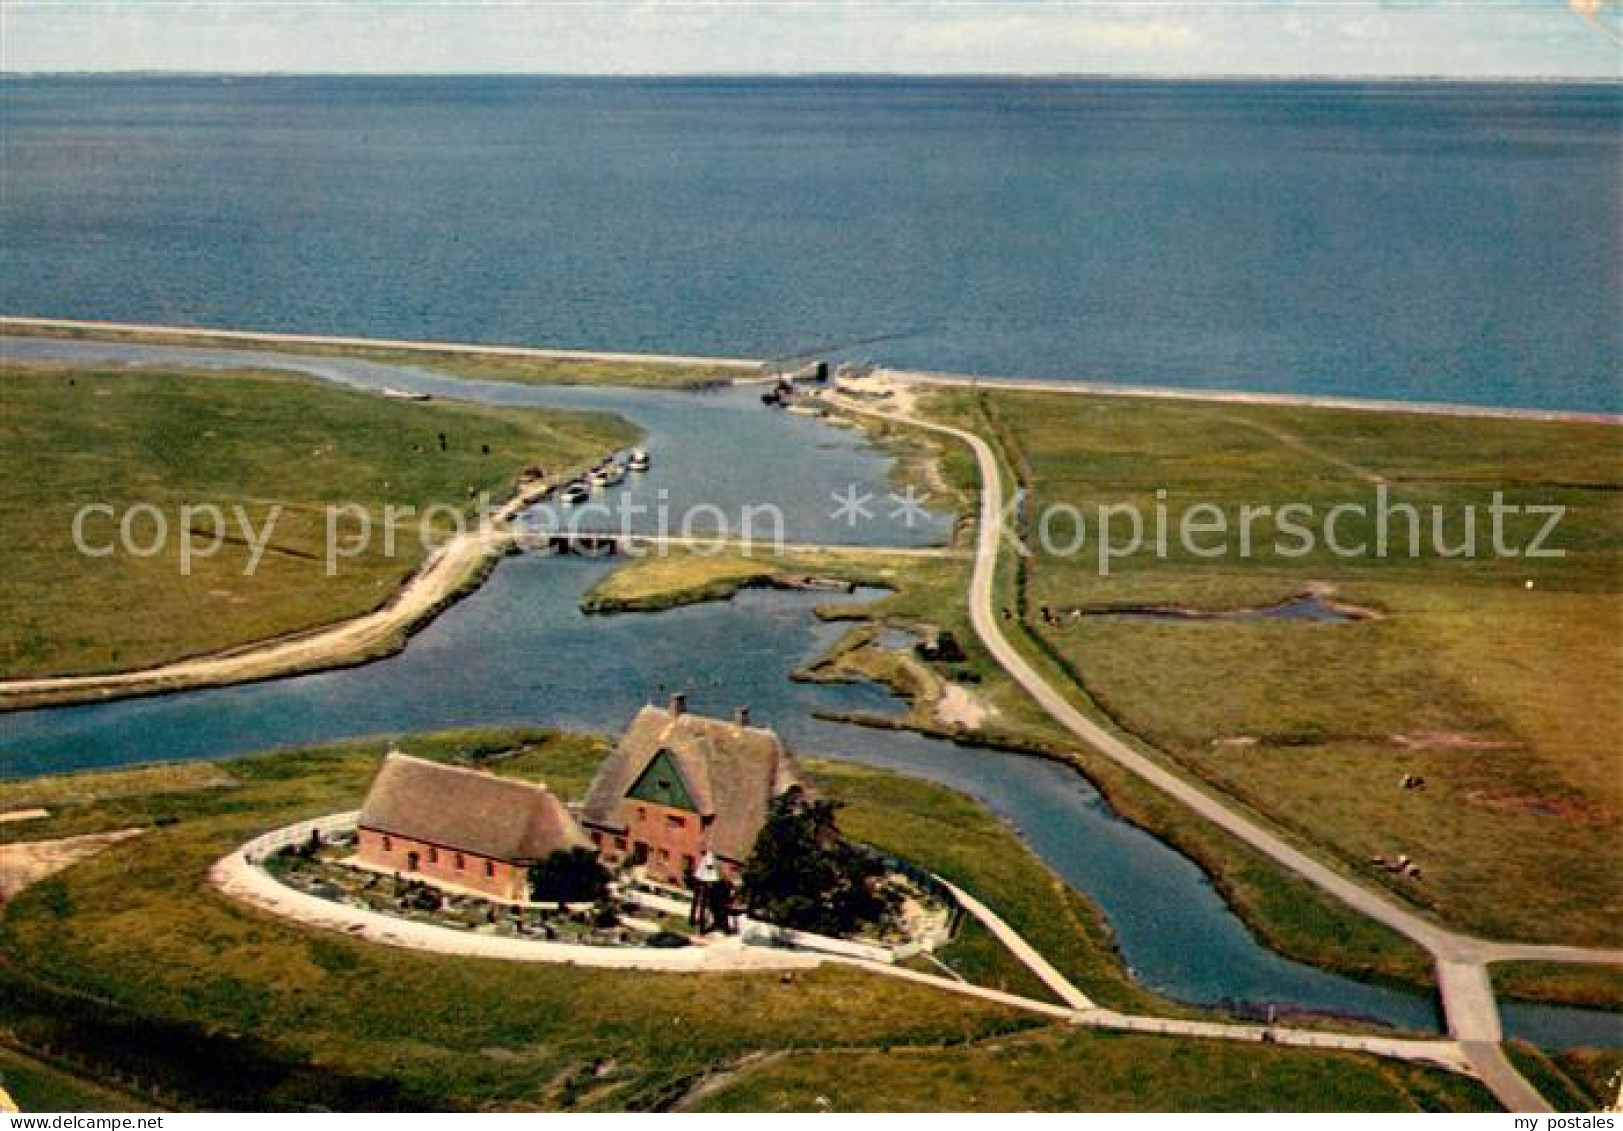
3 314 1616 424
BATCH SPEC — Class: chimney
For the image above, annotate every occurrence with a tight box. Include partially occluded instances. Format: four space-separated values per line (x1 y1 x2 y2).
735 705 751 728
668 692 687 716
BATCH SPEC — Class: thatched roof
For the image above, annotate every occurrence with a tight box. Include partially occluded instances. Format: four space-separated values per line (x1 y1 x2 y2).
580 705 800 863
358 752 587 863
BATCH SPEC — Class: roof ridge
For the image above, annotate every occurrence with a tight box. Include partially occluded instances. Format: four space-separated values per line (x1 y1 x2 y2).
384 750 552 795
686 729 717 814
361 753 584 863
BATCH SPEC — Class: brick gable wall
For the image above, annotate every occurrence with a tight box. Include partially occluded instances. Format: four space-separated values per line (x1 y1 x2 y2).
585 799 717 886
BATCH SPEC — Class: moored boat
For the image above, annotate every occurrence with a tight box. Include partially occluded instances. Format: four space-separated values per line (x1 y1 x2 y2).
558 481 591 506
589 462 626 488
627 448 651 472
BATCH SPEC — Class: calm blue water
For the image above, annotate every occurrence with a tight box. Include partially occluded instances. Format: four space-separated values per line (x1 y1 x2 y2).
3 76 1620 412
0 342 1616 1046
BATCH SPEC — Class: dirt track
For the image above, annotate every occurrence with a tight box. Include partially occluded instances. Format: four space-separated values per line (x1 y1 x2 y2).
0 828 144 901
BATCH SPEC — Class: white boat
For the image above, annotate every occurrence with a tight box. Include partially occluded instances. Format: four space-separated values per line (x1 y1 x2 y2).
380 386 432 402
558 482 590 506
627 448 651 472
590 463 626 488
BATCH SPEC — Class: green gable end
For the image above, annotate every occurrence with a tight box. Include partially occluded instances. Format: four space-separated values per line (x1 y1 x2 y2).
625 748 698 812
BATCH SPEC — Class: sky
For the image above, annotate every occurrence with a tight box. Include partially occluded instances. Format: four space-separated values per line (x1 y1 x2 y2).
2 1 1619 79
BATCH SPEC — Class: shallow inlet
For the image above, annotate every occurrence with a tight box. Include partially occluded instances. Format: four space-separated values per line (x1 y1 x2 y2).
873 627 922 650
0 337 1616 1047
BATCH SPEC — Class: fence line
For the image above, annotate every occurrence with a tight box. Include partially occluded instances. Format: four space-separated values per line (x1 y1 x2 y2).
233 812 950 965
239 810 360 865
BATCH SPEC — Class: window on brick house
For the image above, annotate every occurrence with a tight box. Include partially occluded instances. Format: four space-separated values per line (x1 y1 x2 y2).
485 860 495 878
454 853 465 871
666 814 685 829
427 847 439 864
381 835 392 851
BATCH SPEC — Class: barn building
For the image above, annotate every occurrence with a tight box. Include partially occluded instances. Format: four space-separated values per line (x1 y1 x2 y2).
355 751 588 902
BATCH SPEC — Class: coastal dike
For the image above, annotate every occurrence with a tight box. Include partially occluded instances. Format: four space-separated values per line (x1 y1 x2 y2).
5 315 1619 424
0 316 768 374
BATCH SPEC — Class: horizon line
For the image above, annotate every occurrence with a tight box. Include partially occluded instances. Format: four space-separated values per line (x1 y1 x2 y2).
5 69 1621 84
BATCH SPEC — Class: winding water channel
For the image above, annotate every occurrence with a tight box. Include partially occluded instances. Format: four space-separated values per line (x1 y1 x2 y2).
1 335 1617 1048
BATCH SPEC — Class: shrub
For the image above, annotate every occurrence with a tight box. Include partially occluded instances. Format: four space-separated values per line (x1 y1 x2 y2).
529 847 611 904
742 788 898 937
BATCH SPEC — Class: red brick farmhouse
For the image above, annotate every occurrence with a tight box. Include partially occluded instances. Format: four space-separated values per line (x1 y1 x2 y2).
580 695 802 886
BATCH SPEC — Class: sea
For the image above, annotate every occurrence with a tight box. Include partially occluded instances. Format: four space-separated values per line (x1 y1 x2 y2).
2 78 1621 1040
2 75 1619 412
